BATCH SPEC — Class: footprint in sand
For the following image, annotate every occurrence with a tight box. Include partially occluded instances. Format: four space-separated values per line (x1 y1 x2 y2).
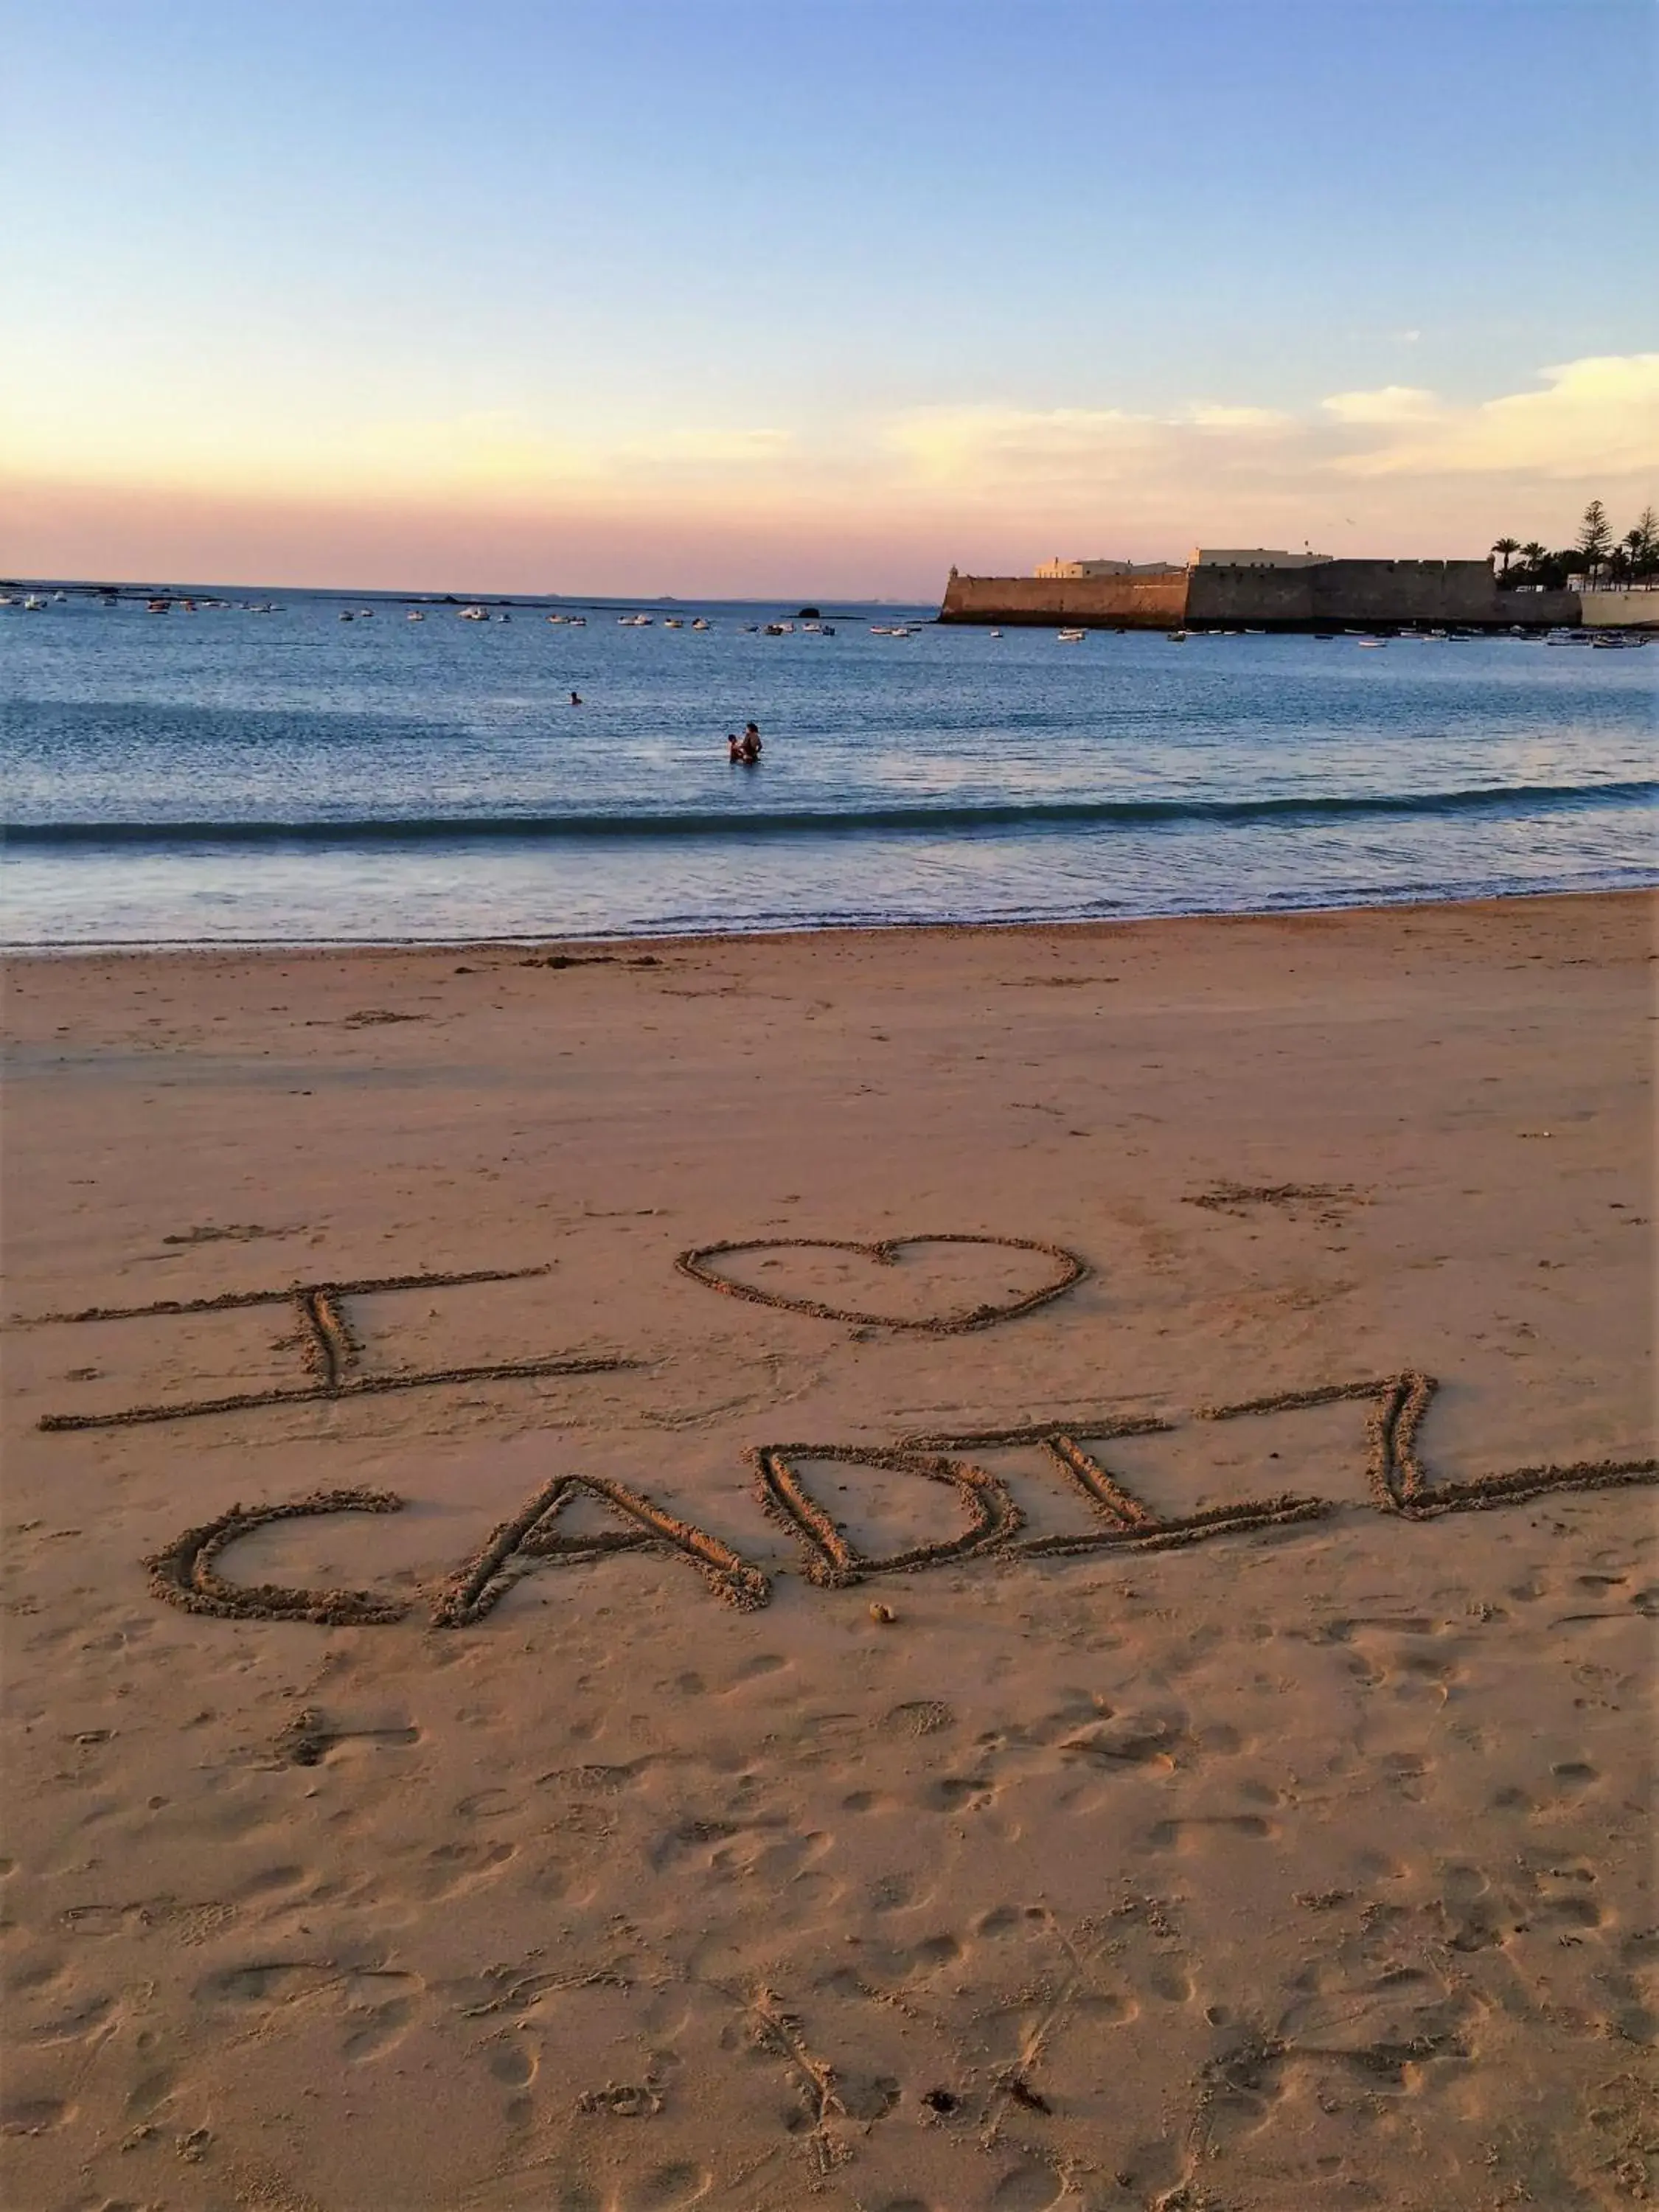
125 2067 178 2120
198 1961 424 2062
1146 1813 1278 1851
926 1774 997 1813
0 2095 72 2135
486 2040 538 2087
421 1838 518 1899
990 2164 1064 2209
883 1698 956 1737
27 1991 116 2044
618 2165 711 2210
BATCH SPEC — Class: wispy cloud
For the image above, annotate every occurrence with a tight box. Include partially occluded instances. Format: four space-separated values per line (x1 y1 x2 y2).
1330 353 1659 477
1189 405 1291 431
879 357 1658 501
1321 385 1441 425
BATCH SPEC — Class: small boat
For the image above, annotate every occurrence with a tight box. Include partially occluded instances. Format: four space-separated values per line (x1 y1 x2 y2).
568 616 586 627
1167 630 1189 642
691 617 710 630
52 590 67 602
407 610 424 621
339 611 355 621
497 612 511 622
547 613 566 624
23 594 47 611
819 624 835 636
1357 637 1386 648
0 593 16 607
664 617 684 629
1057 627 1085 643
146 597 170 613
989 629 1003 639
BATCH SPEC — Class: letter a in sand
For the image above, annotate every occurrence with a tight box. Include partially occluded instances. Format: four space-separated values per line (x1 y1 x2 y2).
433 1473 770 1624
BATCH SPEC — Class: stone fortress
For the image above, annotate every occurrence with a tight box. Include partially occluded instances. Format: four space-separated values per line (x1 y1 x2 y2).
940 545 1654 631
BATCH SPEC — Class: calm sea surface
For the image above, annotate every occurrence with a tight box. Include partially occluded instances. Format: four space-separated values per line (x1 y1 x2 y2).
3 592 1653 945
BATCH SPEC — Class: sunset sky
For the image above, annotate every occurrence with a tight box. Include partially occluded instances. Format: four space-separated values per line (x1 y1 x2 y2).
4 0 1655 595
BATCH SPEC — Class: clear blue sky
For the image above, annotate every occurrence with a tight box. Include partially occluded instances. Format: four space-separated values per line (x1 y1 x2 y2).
4 1 1654 591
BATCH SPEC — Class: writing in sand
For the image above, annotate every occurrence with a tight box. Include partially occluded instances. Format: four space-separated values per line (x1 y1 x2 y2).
145 1371 1655 1630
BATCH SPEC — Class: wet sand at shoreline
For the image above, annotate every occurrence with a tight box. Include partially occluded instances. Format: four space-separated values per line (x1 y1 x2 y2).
1 893 1654 2211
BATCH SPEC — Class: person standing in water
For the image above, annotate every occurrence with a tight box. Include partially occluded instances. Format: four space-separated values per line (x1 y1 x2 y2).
740 722 762 763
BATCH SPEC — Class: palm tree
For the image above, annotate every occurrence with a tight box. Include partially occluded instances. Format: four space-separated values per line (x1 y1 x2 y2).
1491 536 1520 576
1519 540 1547 569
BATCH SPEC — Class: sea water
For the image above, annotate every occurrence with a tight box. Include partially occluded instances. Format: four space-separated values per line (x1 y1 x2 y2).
2 593 1652 945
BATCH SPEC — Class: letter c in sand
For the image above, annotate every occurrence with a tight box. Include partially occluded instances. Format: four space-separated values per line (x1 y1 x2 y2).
145 1489 411 1624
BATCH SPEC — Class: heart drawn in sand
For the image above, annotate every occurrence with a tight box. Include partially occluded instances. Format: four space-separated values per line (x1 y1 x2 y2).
675 1234 1087 1333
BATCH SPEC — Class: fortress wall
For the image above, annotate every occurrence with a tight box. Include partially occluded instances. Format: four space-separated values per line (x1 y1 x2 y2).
938 571 1190 627
941 565 1582 630
1188 560 1580 629
1183 567 1315 624
1579 589 1659 628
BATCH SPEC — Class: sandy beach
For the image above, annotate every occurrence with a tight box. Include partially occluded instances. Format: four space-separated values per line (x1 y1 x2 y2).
1 891 1653 2212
